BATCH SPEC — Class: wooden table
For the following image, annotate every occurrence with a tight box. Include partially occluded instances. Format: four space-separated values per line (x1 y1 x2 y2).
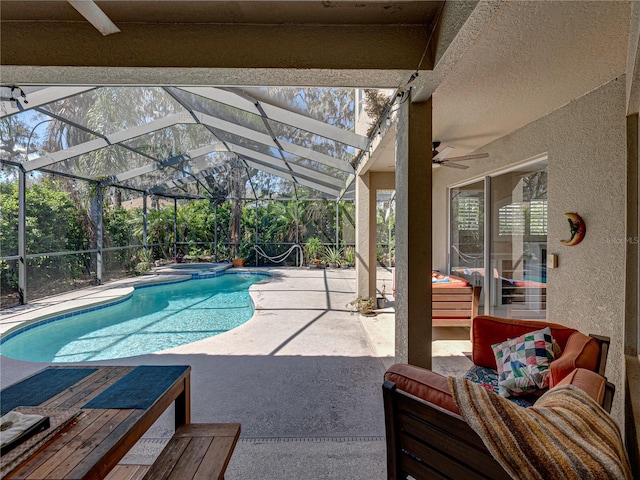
1 365 191 480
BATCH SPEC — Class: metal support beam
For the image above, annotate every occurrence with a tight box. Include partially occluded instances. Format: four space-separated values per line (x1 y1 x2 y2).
255 199 259 267
173 198 178 259
97 185 103 284
18 167 27 304
336 199 339 249
214 201 218 262
143 193 148 253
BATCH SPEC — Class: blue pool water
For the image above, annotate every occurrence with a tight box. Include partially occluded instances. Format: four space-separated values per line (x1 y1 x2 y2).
1 273 266 363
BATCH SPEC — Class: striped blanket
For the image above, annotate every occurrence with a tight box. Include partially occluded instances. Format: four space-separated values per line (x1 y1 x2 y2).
448 378 632 480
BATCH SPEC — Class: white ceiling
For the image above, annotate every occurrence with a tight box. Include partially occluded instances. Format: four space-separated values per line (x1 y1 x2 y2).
369 1 632 172
431 0 630 157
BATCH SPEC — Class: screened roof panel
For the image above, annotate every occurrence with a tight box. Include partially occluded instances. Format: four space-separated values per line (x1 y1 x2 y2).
205 126 275 155
267 118 359 160
168 88 269 135
44 145 152 180
280 151 349 180
239 87 357 129
1 109 99 164
0 85 376 200
120 124 222 160
38 87 188 135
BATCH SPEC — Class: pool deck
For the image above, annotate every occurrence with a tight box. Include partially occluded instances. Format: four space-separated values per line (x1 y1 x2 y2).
0 266 472 480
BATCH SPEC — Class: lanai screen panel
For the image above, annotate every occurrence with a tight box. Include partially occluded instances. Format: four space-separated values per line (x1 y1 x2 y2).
1 85 367 200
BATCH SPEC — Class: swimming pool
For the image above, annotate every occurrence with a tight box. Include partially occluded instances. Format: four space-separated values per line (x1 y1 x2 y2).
0 273 267 363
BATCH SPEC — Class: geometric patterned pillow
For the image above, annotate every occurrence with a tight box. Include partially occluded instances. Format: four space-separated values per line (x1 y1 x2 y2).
491 327 555 397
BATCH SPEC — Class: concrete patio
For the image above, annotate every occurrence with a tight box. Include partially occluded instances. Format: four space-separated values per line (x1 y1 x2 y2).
0 266 473 479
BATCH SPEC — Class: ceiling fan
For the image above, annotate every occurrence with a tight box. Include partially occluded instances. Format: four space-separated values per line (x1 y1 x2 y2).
432 141 489 169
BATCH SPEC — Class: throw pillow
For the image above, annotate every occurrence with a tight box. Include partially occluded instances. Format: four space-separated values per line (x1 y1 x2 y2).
491 327 555 397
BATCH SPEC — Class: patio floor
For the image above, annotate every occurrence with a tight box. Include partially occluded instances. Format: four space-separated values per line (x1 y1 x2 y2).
0 266 473 480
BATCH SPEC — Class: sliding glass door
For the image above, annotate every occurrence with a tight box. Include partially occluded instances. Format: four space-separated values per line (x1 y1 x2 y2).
450 180 485 290
490 166 547 319
449 161 547 320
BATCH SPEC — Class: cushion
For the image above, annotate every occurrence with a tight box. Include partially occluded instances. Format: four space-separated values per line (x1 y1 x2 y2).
549 331 601 387
384 363 460 414
463 365 538 407
472 315 578 369
555 368 606 405
492 327 555 396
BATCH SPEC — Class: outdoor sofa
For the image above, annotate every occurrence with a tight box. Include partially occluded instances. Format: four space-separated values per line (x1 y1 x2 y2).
383 315 615 480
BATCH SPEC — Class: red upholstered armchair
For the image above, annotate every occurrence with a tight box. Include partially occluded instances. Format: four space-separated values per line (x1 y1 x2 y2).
382 315 612 480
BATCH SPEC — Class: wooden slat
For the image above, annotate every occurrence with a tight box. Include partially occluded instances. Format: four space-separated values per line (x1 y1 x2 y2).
142 437 190 480
399 434 493 480
193 437 237 480
32 410 136 480
65 409 143 480
432 301 472 310
433 318 471 327
384 383 511 480
142 424 240 480
43 367 133 410
104 465 151 480
167 437 212 480
9 409 122 479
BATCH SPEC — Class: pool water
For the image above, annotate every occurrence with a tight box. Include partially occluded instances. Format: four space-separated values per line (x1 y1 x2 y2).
1 273 266 363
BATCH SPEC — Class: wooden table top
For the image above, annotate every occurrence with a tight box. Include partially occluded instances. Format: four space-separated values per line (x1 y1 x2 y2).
1 365 191 480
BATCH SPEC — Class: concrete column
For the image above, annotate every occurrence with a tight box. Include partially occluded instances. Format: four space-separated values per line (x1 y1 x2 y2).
356 171 395 299
356 172 371 299
395 95 433 368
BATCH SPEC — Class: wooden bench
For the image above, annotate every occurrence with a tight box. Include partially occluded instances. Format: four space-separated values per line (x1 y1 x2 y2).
432 285 481 327
142 423 241 480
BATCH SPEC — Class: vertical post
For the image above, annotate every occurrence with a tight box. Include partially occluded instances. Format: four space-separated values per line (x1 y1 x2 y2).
626 113 639 355
142 193 148 254
173 198 178 259
255 199 259 266
96 184 103 285
335 199 339 249
17 168 27 304
214 201 218 262
356 172 372 298
389 198 393 268
296 200 300 266
484 176 491 314
395 94 432 368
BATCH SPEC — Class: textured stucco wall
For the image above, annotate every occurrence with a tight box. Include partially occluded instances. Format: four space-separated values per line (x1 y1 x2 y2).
432 77 628 423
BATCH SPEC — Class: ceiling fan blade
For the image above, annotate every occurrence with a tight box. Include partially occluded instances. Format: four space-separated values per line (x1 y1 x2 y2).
433 145 455 161
441 161 469 170
443 152 489 162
